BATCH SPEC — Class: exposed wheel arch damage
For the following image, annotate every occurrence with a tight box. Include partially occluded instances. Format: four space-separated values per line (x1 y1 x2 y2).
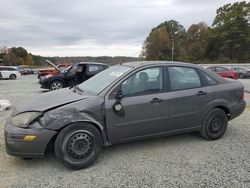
39 100 109 151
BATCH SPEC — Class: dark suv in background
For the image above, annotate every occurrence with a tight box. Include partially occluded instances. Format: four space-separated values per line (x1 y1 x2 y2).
39 62 108 90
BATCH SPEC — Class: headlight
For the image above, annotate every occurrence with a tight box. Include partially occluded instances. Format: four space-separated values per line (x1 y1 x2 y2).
44 74 52 79
10 112 43 128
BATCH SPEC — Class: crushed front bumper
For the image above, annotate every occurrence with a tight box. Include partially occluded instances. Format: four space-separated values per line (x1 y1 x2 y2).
4 122 57 158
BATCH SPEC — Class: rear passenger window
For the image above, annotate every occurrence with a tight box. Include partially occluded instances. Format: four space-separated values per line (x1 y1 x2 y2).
203 72 218 86
87 65 104 74
168 66 201 91
216 67 227 72
207 67 216 72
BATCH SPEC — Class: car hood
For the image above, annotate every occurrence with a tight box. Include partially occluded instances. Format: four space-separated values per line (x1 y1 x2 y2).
43 72 66 81
13 88 90 115
45 59 61 71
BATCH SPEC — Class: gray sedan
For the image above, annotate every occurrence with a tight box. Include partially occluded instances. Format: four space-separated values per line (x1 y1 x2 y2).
231 66 250 78
4 61 246 169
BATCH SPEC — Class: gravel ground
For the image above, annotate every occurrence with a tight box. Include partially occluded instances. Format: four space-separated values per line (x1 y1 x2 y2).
0 75 250 188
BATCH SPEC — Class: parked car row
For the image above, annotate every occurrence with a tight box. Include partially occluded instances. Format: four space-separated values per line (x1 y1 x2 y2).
230 66 250 78
202 65 250 80
19 68 36 75
4 61 246 169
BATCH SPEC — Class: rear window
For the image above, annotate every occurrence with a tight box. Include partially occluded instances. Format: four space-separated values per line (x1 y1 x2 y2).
215 67 228 72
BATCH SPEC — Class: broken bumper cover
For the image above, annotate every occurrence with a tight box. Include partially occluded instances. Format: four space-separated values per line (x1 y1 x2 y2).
4 122 57 158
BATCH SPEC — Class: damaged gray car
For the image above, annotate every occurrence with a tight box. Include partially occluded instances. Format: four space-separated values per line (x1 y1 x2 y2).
5 61 246 169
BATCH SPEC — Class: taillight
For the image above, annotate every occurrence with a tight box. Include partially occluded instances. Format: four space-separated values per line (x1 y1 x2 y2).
240 91 244 100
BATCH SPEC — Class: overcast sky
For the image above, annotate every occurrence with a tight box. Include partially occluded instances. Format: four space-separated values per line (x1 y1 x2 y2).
0 0 239 57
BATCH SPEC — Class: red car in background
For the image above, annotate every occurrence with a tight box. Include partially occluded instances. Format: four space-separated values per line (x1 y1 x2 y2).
206 66 238 80
37 60 71 79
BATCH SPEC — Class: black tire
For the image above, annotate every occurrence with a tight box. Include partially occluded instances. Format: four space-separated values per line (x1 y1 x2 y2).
9 74 16 80
200 108 228 140
50 80 63 90
239 73 244 79
55 123 102 170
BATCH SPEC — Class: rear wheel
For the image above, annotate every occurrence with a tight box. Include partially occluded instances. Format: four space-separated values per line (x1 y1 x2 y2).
200 108 228 140
9 74 16 80
55 123 102 169
50 80 63 90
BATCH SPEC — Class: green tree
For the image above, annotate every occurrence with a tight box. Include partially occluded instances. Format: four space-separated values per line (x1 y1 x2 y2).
186 22 208 61
212 1 250 61
24 53 34 65
11 47 28 59
141 20 186 61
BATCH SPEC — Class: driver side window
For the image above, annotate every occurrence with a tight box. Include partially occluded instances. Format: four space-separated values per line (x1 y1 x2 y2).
121 67 163 97
67 65 78 76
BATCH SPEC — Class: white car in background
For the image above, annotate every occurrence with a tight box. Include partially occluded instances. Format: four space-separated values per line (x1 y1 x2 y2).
0 66 21 80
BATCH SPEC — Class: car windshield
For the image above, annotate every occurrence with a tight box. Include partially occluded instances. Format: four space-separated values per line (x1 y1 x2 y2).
62 65 72 73
78 65 132 95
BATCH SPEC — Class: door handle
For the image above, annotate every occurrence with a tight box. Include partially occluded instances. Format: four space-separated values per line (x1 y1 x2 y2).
150 98 163 103
197 91 207 96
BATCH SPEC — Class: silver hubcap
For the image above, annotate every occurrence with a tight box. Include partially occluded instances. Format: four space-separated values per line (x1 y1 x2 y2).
51 82 62 90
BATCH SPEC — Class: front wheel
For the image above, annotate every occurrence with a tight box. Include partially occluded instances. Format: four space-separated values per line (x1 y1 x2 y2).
55 123 102 169
50 80 63 90
238 73 244 79
200 109 228 140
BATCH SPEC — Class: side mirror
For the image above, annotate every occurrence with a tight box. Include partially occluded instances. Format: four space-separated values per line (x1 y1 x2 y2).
116 91 123 100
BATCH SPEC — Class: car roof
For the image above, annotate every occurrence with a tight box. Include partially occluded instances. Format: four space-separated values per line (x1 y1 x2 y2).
0 66 18 69
0 66 17 68
77 62 108 65
232 66 249 69
122 61 196 68
203 65 229 69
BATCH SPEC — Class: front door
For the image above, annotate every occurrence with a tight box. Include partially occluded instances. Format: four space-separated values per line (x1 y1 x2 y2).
105 66 169 143
66 64 86 86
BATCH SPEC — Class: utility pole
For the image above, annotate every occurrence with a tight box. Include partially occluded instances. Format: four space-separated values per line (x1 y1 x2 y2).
171 39 174 61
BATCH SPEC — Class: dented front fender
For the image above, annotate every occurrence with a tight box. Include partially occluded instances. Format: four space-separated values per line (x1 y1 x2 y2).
38 96 109 145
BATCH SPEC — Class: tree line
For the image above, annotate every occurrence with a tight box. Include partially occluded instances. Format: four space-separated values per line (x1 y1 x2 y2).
0 47 34 66
0 47 138 66
140 1 250 64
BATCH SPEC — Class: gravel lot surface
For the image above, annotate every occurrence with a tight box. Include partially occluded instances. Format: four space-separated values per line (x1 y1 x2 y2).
0 75 250 188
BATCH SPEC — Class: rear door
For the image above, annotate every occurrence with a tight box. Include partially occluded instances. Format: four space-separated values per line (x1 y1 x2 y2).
85 64 106 80
166 66 207 131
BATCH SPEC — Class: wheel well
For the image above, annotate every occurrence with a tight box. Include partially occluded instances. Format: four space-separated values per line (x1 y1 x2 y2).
49 79 64 87
214 106 230 119
44 121 105 155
